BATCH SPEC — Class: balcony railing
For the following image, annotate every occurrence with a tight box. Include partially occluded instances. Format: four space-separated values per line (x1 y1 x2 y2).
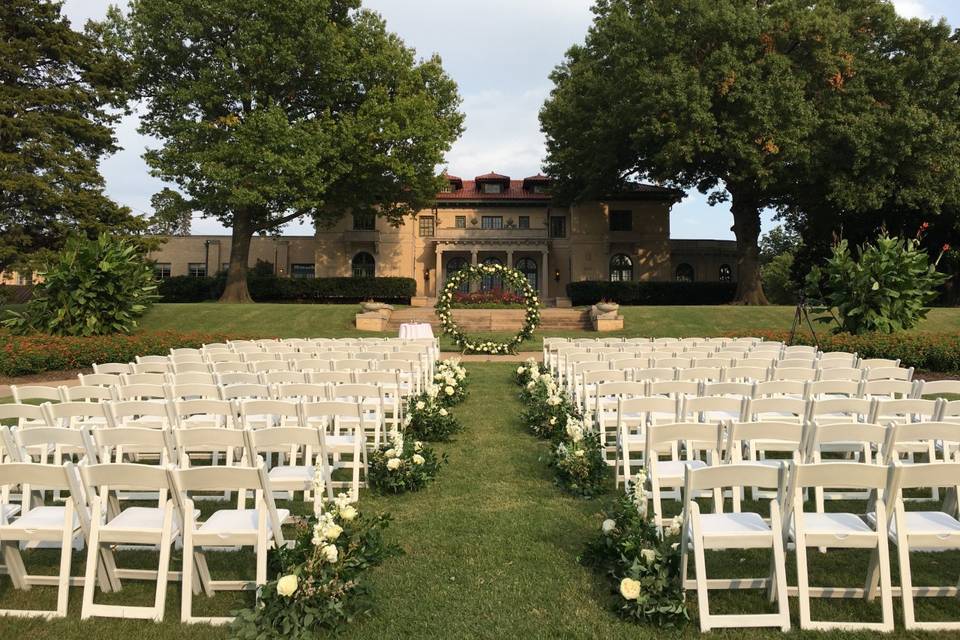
434 226 548 242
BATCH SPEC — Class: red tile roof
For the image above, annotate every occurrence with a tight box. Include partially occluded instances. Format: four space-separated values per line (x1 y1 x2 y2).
437 179 552 201
436 172 679 202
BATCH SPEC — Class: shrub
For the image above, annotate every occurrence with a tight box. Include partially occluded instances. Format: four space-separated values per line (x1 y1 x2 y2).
566 281 737 306
548 423 608 498
403 392 462 441
0 330 253 377
3 234 158 336
762 252 797 305
158 275 416 303
724 330 960 373
804 232 949 334
367 431 446 495
432 359 468 406
0 285 33 305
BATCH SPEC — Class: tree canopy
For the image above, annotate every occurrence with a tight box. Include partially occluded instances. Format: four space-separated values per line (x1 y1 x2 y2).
541 0 960 304
0 0 144 272
115 0 464 302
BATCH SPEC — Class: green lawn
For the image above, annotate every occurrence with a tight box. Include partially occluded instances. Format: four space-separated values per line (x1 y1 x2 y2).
133 303 960 352
1 363 958 638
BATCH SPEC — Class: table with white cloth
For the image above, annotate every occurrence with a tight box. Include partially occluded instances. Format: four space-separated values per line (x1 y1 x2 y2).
398 322 434 340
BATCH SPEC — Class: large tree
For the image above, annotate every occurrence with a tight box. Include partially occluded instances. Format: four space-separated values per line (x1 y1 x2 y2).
540 0 960 304
116 0 463 302
0 0 143 271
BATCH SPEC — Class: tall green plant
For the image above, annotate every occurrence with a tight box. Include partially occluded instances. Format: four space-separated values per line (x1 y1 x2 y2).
3 234 158 336
804 232 948 334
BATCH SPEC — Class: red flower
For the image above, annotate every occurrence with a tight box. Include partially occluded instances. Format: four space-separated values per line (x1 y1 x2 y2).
944 244 952 252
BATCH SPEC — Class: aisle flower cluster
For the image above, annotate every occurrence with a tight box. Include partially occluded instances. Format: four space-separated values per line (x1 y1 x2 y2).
403 384 464 441
368 427 446 494
580 473 688 627
515 361 609 497
433 358 469 406
232 473 401 638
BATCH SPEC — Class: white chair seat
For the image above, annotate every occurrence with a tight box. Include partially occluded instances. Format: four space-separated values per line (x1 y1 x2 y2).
268 466 314 482
2 503 20 520
6 506 78 531
793 512 872 538
104 506 166 531
325 435 360 446
198 508 290 534
866 511 960 538
698 512 771 536
657 459 707 480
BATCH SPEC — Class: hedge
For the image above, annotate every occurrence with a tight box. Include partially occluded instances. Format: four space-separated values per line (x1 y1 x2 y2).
727 330 960 374
0 330 253 377
158 275 416 304
567 281 737 306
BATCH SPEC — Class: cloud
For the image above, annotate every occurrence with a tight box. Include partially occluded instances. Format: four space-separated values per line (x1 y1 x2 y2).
892 0 932 19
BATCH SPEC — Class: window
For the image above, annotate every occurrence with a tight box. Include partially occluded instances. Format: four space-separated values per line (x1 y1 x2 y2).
609 254 633 282
532 184 549 194
418 216 435 237
154 263 171 279
516 257 538 290
353 212 375 231
719 264 732 282
518 216 530 229
549 216 566 238
481 183 502 194
291 264 315 279
481 256 503 291
610 210 633 232
352 252 375 278
445 257 470 293
188 263 207 278
675 263 695 282
481 216 503 230
455 215 466 229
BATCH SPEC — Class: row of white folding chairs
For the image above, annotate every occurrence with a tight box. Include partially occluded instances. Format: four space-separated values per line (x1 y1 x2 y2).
99 354 427 375
548 343 794 372
578 377 945 415
74 368 418 392
672 459 960 632
204 337 438 354
0 458 295 624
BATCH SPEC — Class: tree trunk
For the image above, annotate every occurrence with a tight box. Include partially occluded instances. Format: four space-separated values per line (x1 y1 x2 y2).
729 187 769 305
219 212 254 303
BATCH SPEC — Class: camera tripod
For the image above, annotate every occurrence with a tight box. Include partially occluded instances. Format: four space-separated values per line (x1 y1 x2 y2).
788 293 821 350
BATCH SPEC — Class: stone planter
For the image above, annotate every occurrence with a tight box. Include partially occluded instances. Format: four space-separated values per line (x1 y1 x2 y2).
360 301 393 312
595 302 620 313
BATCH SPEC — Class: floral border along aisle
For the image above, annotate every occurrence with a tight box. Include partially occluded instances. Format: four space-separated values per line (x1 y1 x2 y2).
436 264 540 355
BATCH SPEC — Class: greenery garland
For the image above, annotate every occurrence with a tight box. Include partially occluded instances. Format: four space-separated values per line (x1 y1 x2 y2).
435 263 541 354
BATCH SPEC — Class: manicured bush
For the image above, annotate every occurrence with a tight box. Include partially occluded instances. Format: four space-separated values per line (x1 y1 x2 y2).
726 330 960 373
566 281 737 306
157 275 416 304
4 234 158 336
0 330 253 377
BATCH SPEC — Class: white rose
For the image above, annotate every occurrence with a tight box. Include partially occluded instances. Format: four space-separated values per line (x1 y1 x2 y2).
387 457 402 471
549 416 557 425
414 441 423 452
619 577 641 601
640 548 657 564
526 381 535 390
322 544 339 563
445 386 454 395
516 366 525 374
667 515 683 537
339 505 357 521
385 448 397 458
601 519 616 535
323 523 343 541
416 401 426 410
439 408 448 416
276 574 298 597
412 454 425 465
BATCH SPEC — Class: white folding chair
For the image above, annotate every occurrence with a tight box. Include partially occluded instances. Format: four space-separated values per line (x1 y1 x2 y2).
244 426 330 501
784 462 895 632
170 463 287 625
299 401 365 502
681 463 790 632
644 422 722 529
616 396 678 486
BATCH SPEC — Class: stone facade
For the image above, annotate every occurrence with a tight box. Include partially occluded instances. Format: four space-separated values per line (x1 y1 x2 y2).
141 172 739 302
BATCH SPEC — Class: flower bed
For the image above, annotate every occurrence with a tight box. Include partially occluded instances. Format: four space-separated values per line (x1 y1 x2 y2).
725 330 960 373
0 330 253 377
449 289 526 308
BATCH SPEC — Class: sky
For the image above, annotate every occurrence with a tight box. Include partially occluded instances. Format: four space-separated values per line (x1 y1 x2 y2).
60 0 959 239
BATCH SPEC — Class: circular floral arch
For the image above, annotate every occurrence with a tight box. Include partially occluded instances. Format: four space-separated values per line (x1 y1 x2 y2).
435 263 541 354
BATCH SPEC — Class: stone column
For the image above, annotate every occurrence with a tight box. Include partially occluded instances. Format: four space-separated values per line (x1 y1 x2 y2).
470 248 479 293
541 249 549 301
434 243 443 297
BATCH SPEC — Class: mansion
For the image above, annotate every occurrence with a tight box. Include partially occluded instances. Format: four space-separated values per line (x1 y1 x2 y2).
147 172 738 303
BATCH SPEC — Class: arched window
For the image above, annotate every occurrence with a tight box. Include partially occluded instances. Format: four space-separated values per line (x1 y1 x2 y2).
719 264 732 282
609 254 633 282
446 257 470 293
351 252 375 278
481 256 503 291
516 257 538 290
675 263 695 282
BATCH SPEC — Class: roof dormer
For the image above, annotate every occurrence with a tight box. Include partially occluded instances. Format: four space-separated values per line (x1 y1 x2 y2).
522 173 551 194
441 172 463 192
475 172 510 194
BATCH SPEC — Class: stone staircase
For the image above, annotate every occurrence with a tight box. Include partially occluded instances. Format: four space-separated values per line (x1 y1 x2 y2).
386 307 591 332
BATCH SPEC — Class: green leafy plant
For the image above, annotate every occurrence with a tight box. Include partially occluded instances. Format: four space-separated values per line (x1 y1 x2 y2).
232 481 400 639
547 424 608 498
403 391 463 442
519 372 574 440
761 252 797 305
3 233 158 336
804 231 949 334
367 430 446 495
